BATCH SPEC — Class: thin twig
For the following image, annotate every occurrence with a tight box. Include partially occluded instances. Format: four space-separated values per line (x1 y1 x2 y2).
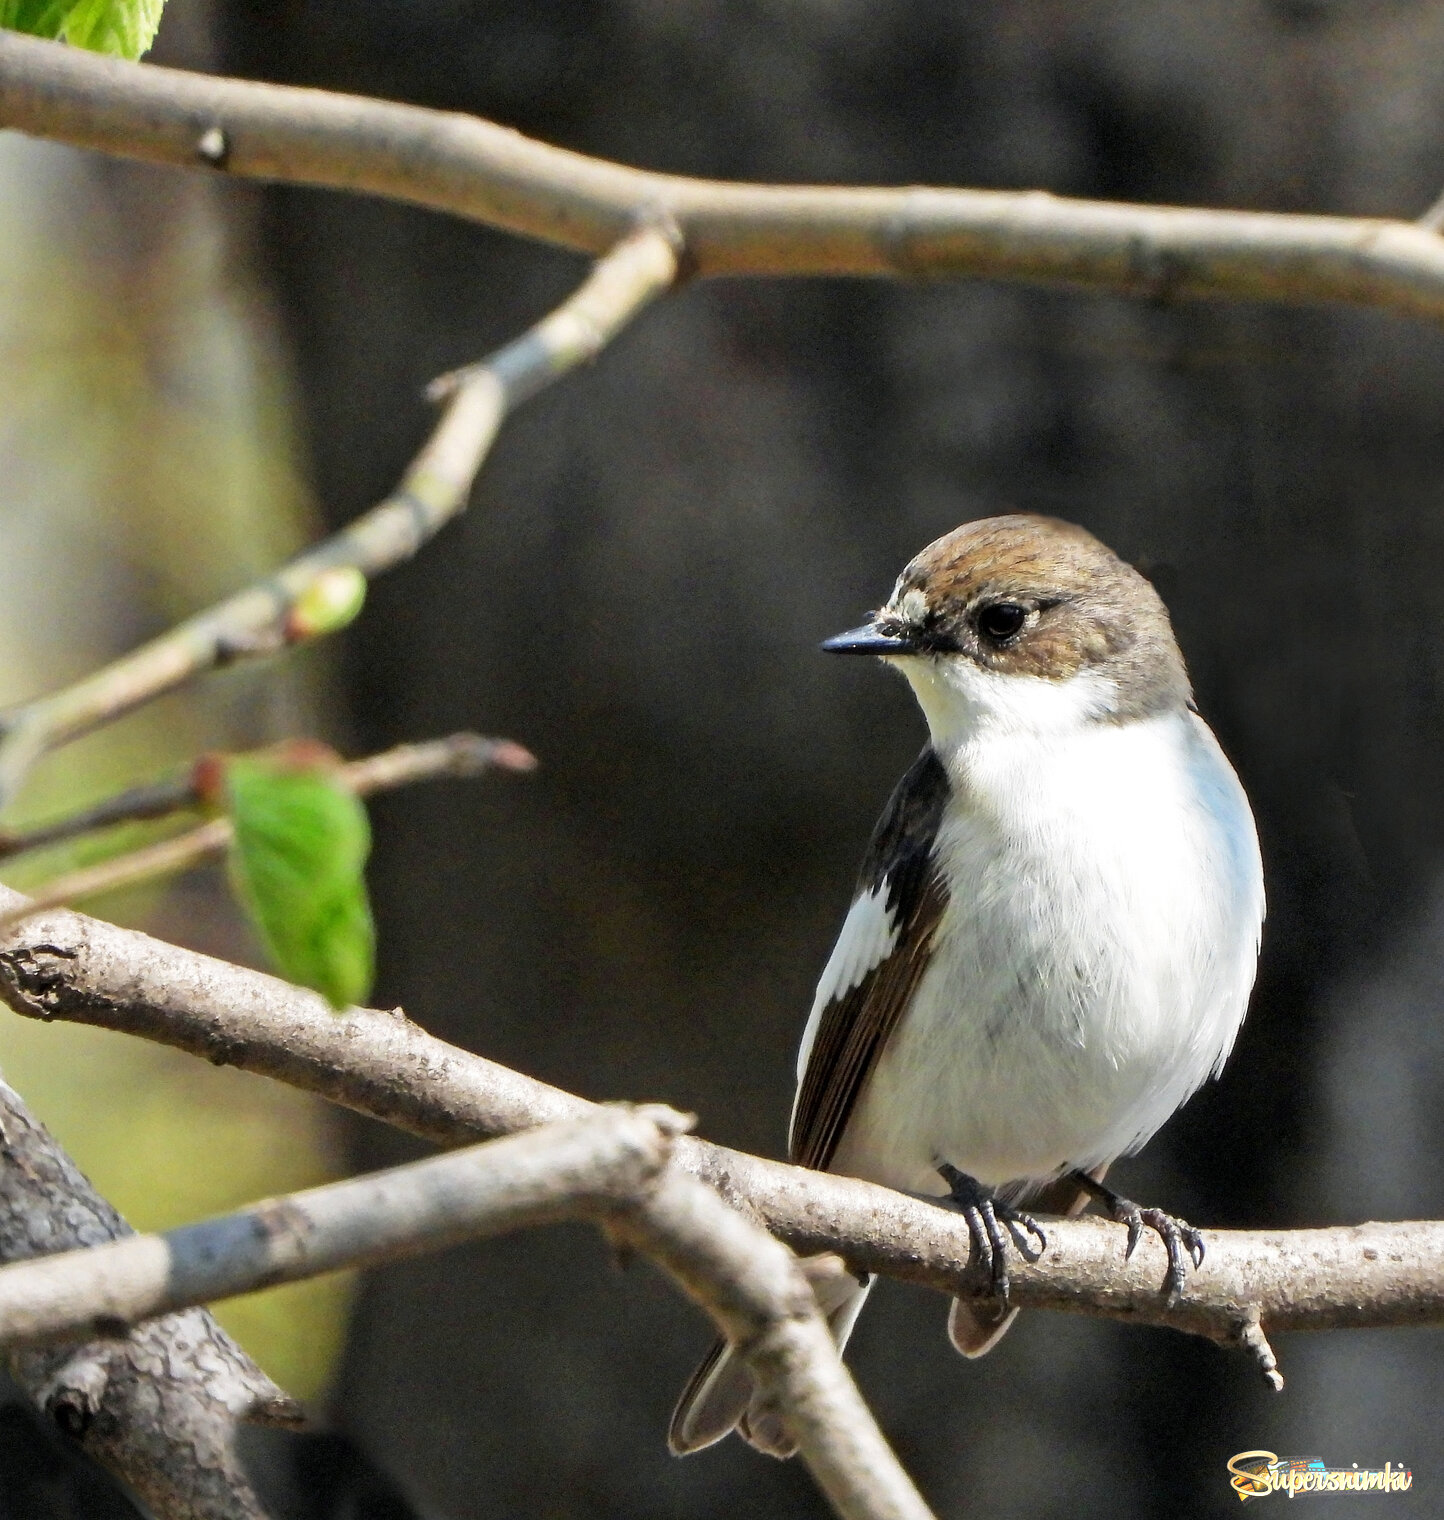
0 893 1439 1385
0 732 537 932
2 33 1444 312
0 224 676 810
337 732 537 793
0 820 233 931
0 1104 936 1520
1232 1309 1285 1393
0 773 198 861
0 731 536 864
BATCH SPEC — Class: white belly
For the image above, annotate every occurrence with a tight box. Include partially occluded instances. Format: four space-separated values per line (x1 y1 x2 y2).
829 709 1263 1196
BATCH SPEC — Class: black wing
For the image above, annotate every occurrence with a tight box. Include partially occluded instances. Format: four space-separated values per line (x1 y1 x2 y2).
789 746 951 1172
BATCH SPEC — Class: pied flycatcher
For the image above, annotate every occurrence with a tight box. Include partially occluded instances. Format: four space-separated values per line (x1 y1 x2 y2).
670 514 1264 1458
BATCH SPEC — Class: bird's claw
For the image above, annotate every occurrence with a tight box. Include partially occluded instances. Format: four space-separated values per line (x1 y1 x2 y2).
1005 1210 1048 1261
1104 1194 1205 1303
1066 1170 1206 1304
936 1163 1047 1309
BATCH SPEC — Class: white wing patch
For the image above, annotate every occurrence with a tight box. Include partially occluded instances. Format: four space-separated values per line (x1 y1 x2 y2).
794 883 898 1085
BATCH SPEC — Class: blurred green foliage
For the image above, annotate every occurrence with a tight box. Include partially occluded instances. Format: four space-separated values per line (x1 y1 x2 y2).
0 129 350 1401
0 0 165 57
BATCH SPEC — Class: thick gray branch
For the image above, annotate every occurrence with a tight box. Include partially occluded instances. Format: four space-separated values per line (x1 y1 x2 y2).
2 32 1444 317
0 1076 302 1520
0 1107 686 1347
0 891 1436 1372
0 1104 935 1520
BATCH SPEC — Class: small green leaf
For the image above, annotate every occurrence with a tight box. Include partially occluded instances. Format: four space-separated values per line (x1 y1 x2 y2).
2 0 165 57
223 753 375 1011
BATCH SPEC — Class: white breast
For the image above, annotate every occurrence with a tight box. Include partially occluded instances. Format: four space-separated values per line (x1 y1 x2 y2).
827 703 1263 1196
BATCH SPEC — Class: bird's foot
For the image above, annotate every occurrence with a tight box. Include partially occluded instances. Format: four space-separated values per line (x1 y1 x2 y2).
936 1163 1047 1308
1070 1171 1205 1304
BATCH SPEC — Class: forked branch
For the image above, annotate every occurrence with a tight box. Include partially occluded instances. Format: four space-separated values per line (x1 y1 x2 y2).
0 1104 936 1520
2 22 1442 1514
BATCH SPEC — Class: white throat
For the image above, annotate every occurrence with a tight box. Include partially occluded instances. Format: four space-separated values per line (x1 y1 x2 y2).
889 655 1120 755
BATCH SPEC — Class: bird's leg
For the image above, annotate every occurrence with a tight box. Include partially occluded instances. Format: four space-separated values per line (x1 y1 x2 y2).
935 1163 1047 1308
1067 1170 1205 1304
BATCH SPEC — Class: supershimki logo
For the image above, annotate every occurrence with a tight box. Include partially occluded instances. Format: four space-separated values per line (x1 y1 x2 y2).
1228 1452 1414 1501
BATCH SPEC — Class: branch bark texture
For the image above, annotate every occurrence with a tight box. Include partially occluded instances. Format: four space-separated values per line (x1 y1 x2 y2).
0 1075 301 1520
2 31 1444 319
5 17 1437 1512
0 890 1436 1362
0 1102 937 1520
0 1107 688 1349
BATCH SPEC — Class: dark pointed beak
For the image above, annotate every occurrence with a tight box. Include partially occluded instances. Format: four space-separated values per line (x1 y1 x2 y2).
820 623 920 656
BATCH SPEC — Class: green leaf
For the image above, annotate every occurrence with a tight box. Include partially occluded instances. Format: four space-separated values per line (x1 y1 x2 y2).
223 753 375 1011
1 0 166 58
61 0 165 57
0 0 71 39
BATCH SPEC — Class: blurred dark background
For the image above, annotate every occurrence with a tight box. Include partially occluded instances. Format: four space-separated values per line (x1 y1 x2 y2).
12 0 1444 1515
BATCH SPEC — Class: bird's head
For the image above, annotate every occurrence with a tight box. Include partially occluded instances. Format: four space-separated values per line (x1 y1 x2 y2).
823 514 1191 746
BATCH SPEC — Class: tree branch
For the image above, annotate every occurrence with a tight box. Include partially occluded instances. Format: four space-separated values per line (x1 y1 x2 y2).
0 732 535 864
331 731 538 794
0 1074 303 1520
0 732 537 931
0 32 1443 316
0 1106 689 1348
615 1169 934 1519
0 1104 936 1520
0 891 1437 1389
8 16 1429 1505
0 819 233 931
0 223 676 809
0 773 197 862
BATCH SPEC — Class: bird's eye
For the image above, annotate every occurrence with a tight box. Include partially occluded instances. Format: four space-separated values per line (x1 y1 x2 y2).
977 602 1028 643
